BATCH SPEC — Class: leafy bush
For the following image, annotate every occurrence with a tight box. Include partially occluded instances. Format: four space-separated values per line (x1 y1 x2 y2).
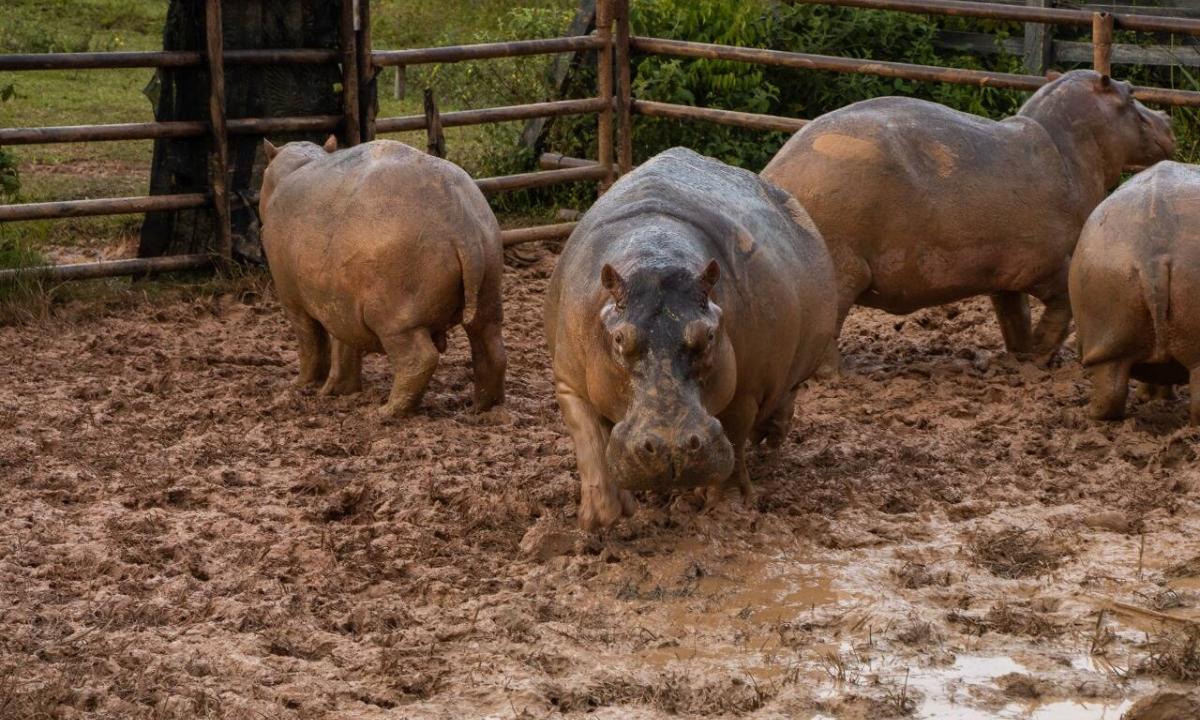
551 1 1028 169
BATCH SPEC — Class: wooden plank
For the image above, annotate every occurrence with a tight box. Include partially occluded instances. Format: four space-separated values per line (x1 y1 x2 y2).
933 29 1200 66
0 194 208 222
204 0 232 261
615 0 633 174
357 0 377 141
596 0 615 190
339 0 361 146
1023 0 1053 76
423 89 446 157
519 0 598 152
0 254 213 282
1094 11 1115 75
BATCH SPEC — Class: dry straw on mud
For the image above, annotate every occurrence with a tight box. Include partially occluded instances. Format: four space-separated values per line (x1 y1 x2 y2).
968 526 1072 578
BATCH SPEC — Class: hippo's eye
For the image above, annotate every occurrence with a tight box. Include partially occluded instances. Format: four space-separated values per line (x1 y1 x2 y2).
611 325 638 357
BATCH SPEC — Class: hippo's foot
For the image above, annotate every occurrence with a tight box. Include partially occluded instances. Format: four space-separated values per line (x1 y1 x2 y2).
376 398 420 421
1088 360 1132 421
471 387 505 413
293 374 324 390
579 485 635 532
699 469 755 513
1136 381 1174 402
319 376 363 396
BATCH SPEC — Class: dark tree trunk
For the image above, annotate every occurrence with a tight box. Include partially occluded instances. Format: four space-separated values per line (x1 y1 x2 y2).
139 0 343 262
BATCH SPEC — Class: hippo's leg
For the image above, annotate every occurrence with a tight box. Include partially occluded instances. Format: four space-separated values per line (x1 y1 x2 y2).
320 338 363 396
753 383 799 451
1031 291 1073 360
990 292 1033 354
817 261 872 378
705 395 758 509
377 328 440 418
555 383 636 531
1191 368 1200 426
1088 359 1132 420
465 316 506 412
287 308 331 387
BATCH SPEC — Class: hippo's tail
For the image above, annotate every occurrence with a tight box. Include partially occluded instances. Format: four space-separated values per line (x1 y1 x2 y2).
453 231 487 328
1139 256 1172 364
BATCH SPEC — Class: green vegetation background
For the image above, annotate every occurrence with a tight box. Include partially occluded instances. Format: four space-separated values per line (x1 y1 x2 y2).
0 0 1197 269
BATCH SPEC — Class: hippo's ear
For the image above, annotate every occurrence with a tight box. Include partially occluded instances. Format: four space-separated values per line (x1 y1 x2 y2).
698 260 720 298
263 140 280 162
322 135 338 153
1045 70 1062 81
601 264 627 306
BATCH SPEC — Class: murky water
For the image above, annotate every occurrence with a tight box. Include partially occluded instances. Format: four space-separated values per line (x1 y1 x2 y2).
905 655 1133 720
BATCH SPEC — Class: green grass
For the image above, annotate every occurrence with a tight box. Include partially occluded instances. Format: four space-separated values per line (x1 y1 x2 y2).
0 0 570 271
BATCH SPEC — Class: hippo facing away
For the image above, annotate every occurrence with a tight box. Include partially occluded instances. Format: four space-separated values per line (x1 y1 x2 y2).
260 138 506 416
545 148 837 530
1070 161 1200 424
762 70 1175 367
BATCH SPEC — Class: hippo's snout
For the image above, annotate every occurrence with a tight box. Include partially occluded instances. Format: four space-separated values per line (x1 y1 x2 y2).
607 413 733 492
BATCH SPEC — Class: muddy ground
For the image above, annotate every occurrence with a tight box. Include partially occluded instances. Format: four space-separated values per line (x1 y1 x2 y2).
2 245 1198 719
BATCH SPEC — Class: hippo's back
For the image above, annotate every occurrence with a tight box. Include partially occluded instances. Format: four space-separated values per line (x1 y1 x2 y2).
556 147 831 300
1071 161 1200 367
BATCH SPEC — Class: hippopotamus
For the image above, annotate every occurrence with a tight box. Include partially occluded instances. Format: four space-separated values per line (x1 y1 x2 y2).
1070 161 1200 423
259 137 506 416
762 70 1175 368
544 147 837 530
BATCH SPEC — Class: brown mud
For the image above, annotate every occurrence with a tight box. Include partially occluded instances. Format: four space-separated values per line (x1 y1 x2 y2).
2 245 1198 719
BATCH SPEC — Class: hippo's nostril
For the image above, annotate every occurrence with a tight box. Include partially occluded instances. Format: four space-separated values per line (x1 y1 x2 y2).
642 439 657 456
687 434 702 452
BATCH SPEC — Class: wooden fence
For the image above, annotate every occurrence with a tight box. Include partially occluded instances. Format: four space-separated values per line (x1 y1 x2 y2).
2 0 1200 282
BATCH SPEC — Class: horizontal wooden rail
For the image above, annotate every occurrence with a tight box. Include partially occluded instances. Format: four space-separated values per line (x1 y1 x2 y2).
376 97 609 134
0 194 208 222
633 36 1045 90
0 116 343 146
499 222 577 246
475 165 608 194
795 0 1200 35
632 100 808 132
0 254 214 282
372 36 606 67
0 48 338 72
632 36 1200 107
539 152 601 170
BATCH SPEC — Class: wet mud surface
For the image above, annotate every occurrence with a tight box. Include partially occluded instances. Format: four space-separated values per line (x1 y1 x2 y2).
2 246 1198 719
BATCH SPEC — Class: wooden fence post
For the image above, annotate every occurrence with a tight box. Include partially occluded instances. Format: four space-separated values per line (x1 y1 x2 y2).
1093 11 1114 76
204 0 232 261
339 0 361 146
595 0 615 191
1022 0 1053 76
614 0 632 175
356 0 376 141
423 89 446 158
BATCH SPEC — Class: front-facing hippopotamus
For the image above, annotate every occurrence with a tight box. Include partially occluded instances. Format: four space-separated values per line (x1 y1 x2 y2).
1070 161 1200 424
545 148 837 530
762 70 1175 367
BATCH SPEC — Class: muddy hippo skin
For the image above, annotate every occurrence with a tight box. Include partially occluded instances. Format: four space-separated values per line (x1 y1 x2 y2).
1070 161 1200 423
762 70 1174 366
260 137 506 416
545 148 837 530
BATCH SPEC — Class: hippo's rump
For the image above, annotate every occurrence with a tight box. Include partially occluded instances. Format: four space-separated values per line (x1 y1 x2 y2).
1071 161 1200 367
